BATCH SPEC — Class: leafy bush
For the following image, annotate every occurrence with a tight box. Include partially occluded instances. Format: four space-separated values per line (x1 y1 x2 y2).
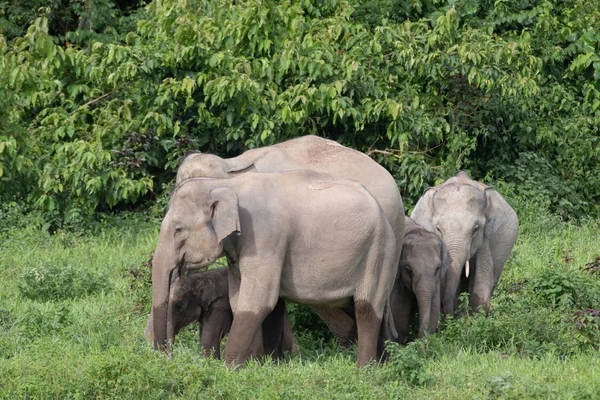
386 337 441 386
441 296 580 358
18 263 110 302
13 303 73 339
287 303 334 343
528 265 600 310
570 309 600 350
2 0 598 223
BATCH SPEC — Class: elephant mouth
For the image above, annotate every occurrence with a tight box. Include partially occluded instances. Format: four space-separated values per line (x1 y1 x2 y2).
184 260 212 273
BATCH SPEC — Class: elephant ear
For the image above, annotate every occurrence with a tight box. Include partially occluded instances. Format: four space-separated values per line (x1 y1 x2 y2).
192 276 219 310
224 159 255 174
410 187 436 234
208 188 241 243
483 187 512 239
223 148 271 174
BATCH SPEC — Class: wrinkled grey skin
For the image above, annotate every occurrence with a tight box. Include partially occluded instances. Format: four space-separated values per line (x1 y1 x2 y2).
392 216 452 343
151 170 399 367
322 217 452 346
156 135 404 355
144 268 298 358
410 171 519 315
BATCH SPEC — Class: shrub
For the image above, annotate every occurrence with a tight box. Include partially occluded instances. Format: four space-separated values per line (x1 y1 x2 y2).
18 263 110 302
528 265 600 310
570 309 600 350
386 337 441 386
13 303 73 339
440 296 580 358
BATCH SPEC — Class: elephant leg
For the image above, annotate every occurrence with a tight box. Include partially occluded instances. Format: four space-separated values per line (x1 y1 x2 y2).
390 285 414 344
224 260 282 367
281 307 300 354
354 299 383 367
227 270 241 314
262 298 285 358
227 270 266 358
199 302 233 359
312 307 357 347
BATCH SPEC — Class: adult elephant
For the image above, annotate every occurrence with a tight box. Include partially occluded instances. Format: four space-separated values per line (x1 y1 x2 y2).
410 171 519 314
153 135 404 350
151 170 399 367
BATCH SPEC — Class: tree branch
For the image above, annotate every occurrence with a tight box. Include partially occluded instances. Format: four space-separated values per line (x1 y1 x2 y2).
70 89 119 115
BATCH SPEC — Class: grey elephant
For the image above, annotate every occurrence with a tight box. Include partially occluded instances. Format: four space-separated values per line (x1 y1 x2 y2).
162 135 405 350
410 171 519 314
144 267 298 359
151 170 399 367
320 217 452 346
392 216 451 343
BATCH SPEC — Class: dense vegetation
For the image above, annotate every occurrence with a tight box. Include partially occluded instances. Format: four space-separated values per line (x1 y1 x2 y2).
1 0 599 225
1 189 599 398
1 1 599 396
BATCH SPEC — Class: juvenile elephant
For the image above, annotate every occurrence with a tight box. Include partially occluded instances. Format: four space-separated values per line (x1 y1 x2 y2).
410 171 519 314
160 135 405 351
151 170 399 367
392 216 451 343
144 268 298 358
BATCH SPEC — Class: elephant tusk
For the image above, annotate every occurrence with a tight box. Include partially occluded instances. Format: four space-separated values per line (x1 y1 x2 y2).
465 260 470 278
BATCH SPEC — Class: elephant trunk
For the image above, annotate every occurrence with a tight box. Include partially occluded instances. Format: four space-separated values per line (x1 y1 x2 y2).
166 296 177 348
416 289 433 338
443 241 470 315
151 235 176 351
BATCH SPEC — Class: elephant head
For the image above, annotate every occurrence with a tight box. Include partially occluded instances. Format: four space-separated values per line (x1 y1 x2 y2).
410 171 518 315
175 147 275 184
151 183 240 350
399 220 451 337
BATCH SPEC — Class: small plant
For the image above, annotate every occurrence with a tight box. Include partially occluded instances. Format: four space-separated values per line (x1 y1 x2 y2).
18 263 110 302
507 279 529 294
583 256 600 276
386 340 433 386
529 263 600 310
124 252 153 311
14 304 73 339
570 309 600 349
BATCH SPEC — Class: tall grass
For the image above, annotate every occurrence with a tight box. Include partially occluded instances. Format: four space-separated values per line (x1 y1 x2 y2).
1 194 599 399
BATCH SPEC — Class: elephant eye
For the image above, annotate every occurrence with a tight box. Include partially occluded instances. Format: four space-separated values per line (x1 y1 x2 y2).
174 227 183 235
472 224 480 235
435 225 443 238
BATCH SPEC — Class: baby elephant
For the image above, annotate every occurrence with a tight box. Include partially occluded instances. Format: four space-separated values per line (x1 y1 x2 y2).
145 268 298 358
392 216 452 343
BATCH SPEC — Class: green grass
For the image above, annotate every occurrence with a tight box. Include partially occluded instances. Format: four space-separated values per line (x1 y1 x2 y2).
1 198 600 399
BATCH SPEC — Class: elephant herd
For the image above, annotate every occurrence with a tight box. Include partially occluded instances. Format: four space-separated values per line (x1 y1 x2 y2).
144 135 519 368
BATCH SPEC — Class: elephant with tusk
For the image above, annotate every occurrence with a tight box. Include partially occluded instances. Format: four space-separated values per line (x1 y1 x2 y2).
410 171 519 315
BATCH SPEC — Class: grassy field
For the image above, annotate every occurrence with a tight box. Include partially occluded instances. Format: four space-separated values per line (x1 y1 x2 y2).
1 192 599 399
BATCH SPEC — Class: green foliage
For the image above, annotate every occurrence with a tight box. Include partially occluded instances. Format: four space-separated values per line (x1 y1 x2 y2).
386 337 442 386
287 303 334 342
18 262 110 302
0 210 600 398
2 0 598 223
14 303 73 339
528 264 600 310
